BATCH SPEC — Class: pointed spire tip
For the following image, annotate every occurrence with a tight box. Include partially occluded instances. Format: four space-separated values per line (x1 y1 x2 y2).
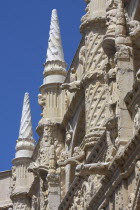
52 9 57 13
46 9 65 62
18 92 33 139
24 92 29 97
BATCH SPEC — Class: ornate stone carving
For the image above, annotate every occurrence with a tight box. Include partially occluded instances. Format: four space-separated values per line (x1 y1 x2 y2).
106 58 118 119
116 45 131 61
127 193 135 210
129 20 140 40
58 155 81 167
85 80 107 133
59 151 68 163
16 93 35 159
70 68 77 82
43 194 48 210
38 93 46 112
66 124 73 145
81 29 107 146
80 1 90 32
42 9 67 86
73 147 84 159
106 130 117 161
41 190 48 210
31 195 38 210
115 1 126 39
13 197 30 210
60 166 65 199
40 178 48 210
46 9 64 62
43 60 67 79
39 121 55 168
82 127 105 150
28 162 39 177
11 166 16 193
71 177 94 209
2 2 140 210
48 144 57 174
83 30 107 76
58 146 85 167
70 189 82 210
79 46 86 75
106 8 117 35
61 81 81 93
80 178 94 209
75 162 110 177
80 0 106 33
18 93 34 140
64 90 70 110
103 0 119 56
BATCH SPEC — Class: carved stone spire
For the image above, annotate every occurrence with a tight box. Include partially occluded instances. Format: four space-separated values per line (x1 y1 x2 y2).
15 93 35 158
19 92 33 139
43 9 67 85
46 9 64 62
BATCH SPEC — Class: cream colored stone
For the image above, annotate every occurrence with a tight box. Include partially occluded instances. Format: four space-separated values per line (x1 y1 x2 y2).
46 9 64 62
1 1 140 210
16 92 35 158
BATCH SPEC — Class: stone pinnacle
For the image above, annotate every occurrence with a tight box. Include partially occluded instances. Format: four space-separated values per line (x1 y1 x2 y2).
19 92 33 139
46 9 65 62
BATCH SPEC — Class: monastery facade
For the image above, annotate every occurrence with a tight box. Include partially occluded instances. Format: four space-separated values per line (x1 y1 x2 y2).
1 0 140 209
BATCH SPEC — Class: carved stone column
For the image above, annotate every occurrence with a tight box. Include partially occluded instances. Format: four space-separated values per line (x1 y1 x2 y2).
115 0 134 147
11 158 33 210
38 121 55 170
80 0 107 154
103 0 120 57
39 124 60 210
47 173 60 210
37 120 63 210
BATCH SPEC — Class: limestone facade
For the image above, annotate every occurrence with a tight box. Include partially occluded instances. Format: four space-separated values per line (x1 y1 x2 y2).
0 0 140 209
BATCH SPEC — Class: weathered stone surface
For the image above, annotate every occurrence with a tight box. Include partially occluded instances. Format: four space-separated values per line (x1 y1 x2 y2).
0 171 12 209
1 1 140 209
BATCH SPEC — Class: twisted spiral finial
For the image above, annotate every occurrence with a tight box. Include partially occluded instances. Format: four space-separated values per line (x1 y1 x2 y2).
19 93 33 139
46 9 64 62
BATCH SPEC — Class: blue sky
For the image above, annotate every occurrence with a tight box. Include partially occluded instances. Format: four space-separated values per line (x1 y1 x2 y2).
0 0 85 171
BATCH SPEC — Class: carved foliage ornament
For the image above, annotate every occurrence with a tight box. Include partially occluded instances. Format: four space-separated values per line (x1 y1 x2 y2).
116 45 131 61
39 121 55 166
70 176 94 209
129 20 140 40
